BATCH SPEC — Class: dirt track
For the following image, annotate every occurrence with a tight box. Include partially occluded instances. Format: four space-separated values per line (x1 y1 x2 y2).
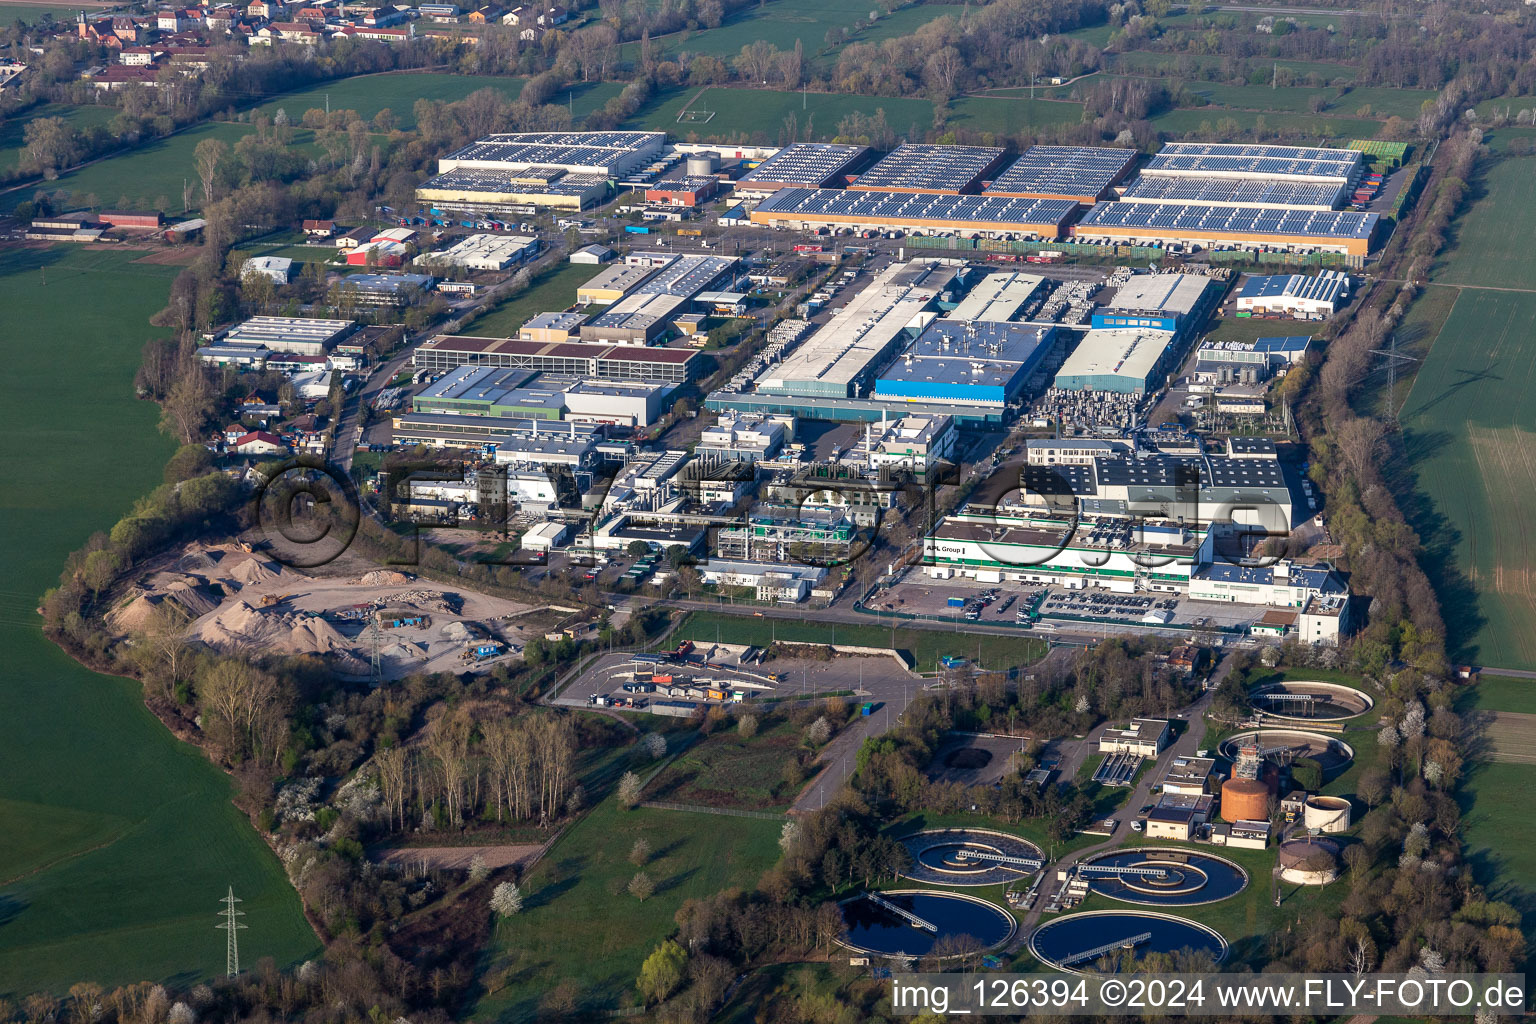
375 844 544 871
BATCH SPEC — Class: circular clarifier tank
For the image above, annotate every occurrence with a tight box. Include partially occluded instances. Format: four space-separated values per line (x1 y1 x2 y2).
1076 848 1248 905
1030 910 1227 973
839 890 1016 958
901 828 1044 886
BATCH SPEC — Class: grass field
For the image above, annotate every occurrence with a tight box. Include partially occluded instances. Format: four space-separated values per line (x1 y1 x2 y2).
0 2 97 24
618 0 957 70
0 246 319 995
1457 675 1536 715
1 122 303 213
472 799 782 1021
1150 106 1381 141
246 72 527 128
634 85 936 140
1457 760 1536 977
672 612 1048 673
0 103 118 174
462 262 593 336
1432 146 1536 290
1401 288 1536 669
644 715 807 809
1108 50 1359 83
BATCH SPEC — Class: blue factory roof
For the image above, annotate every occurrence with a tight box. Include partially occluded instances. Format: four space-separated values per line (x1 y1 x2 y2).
754 188 1079 229
852 143 1007 193
1120 175 1346 209
1253 335 1313 354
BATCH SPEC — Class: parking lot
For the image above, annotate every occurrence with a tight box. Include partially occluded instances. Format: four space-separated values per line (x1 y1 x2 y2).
867 572 1274 640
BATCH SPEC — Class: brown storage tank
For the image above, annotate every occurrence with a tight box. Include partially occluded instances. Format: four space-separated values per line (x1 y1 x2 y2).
1219 777 1271 823
1278 837 1340 884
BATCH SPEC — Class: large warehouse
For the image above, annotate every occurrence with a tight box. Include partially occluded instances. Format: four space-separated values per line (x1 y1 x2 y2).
417 131 665 212
1234 270 1352 318
412 334 699 381
734 142 870 197
945 270 1047 323
1075 203 1380 256
871 321 1059 410
1091 273 1218 332
754 260 959 399
849 143 1009 194
1118 175 1347 211
1140 142 1363 186
984 145 1138 203
749 188 1078 238
1053 328 1176 395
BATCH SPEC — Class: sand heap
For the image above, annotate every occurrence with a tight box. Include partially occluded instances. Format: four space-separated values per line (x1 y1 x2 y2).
386 589 461 615
196 601 355 658
229 555 282 587
357 570 414 586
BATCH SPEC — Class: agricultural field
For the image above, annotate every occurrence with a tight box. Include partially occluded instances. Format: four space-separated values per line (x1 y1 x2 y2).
1401 288 1536 669
471 799 782 1021
633 85 934 140
1150 106 1381 141
1108 50 1358 83
462 262 594 337
246 73 528 128
0 246 319 995
1457 760 1536 977
0 2 98 25
619 0 958 70
1432 143 1536 289
1457 674 1536 716
0 103 118 174
2 122 301 213
945 95 1085 137
672 612 1048 673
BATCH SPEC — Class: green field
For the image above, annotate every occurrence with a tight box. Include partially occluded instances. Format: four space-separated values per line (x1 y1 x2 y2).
0 103 118 174
619 0 957 69
472 799 782 1021
645 716 808 810
673 612 1048 673
1401 288 1536 669
1457 760 1536 976
1432 146 1536 290
1150 106 1381 141
1456 675 1536 715
1108 50 1358 83
0 2 99 25
0 246 319 995
636 85 935 140
246 72 527 128
2 122 301 213
462 262 593 336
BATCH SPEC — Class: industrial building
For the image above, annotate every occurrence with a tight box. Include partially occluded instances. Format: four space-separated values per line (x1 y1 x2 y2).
696 414 789 463
873 321 1059 410
1053 328 1175 395
412 334 699 381
1193 336 1312 384
984 145 1137 203
1020 450 1294 528
335 273 436 306
733 142 870 197
749 188 1079 239
520 310 588 343
697 559 827 603
391 413 603 449
857 414 957 481
850 143 1009 195
581 292 689 345
578 261 661 305
755 260 960 399
1091 273 1217 332
412 367 564 419
644 173 719 207
1140 142 1364 186
1100 718 1172 757
1075 202 1379 256
1119 175 1347 211
242 255 293 284
1144 793 1214 840
1234 270 1351 318
1161 756 1216 796
219 315 357 356
416 233 540 270
1187 562 1350 643
563 380 675 427
416 132 665 212
945 270 1047 323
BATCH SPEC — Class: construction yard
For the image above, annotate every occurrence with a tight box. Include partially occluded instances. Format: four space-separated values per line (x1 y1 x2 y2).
109 539 572 678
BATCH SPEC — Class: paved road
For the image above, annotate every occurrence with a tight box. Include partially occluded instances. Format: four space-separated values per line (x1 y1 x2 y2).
1475 666 1536 679
791 682 922 813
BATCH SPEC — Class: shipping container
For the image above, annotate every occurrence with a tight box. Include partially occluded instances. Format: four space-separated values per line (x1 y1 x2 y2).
625 225 651 234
